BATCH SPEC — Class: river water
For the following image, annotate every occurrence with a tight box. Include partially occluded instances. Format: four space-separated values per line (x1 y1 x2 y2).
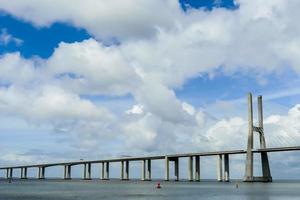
0 179 299 200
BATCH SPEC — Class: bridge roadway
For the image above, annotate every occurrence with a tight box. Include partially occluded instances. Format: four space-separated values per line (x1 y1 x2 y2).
1 146 300 169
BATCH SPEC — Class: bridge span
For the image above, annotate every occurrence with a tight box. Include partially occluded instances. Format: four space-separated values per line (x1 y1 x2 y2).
1 146 300 182
1 93 299 182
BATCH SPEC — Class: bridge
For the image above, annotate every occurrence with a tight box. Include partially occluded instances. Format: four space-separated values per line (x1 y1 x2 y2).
1 93 299 182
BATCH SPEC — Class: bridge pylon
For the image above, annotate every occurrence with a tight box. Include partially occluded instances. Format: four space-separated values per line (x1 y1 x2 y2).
244 93 272 182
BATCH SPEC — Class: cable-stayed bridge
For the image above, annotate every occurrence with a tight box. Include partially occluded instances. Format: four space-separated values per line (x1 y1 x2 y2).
1 93 299 182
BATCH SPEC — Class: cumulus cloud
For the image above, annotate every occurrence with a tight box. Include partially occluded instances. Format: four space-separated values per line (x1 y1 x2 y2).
0 0 180 41
46 39 141 96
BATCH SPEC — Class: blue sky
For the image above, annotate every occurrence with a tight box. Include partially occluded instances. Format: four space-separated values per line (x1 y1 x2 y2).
0 0 300 179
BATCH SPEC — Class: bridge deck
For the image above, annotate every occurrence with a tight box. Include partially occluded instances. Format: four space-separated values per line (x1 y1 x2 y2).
1 146 300 169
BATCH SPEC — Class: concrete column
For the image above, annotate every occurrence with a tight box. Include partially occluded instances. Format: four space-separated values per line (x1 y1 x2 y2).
224 154 229 182
244 93 254 181
165 157 170 181
101 162 105 180
217 155 223 182
125 161 129 180
141 160 146 181
188 156 193 181
147 159 151 181
9 168 13 179
67 165 71 179
174 157 179 181
83 164 87 179
120 161 124 180
86 163 91 179
195 156 200 181
24 168 27 179
258 96 272 182
41 167 45 179
6 169 9 179
21 168 24 179
37 167 41 179
105 162 110 180
64 165 71 179
64 165 67 179
258 96 266 148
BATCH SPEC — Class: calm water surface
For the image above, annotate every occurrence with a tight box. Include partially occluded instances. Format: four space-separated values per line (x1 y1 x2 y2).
0 179 299 200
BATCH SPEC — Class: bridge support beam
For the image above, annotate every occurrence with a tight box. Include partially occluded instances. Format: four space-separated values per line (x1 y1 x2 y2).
24 168 27 179
85 163 91 180
165 157 170 181
174 157 179 181
147 159 151 180
101 162 105 180
21 168 27 179
217 155 223 182
125 161 129 180
101 162 109 180
141 159 151 181
64 165 71 179
68 165 71 179
7 168 13 179
120 161 124 180
83 164 87 179
195 156 200 181
141 160 146 181
38 167 45 179
20 168 23 179
224 154 229 182
188 156 193 181
120 161 129 180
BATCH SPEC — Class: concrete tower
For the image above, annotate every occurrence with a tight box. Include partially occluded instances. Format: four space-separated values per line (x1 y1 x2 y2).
244 93 272 182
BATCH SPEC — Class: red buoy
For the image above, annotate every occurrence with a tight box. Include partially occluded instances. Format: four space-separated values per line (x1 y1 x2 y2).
156 182 161 189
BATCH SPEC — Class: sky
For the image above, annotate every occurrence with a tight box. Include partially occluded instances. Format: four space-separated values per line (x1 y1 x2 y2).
0 0 300 180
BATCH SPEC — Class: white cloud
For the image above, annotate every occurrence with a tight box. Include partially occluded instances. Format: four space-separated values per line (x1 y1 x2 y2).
0 0 181 41
126 104 144 115
0 52 38 85
46 39 140 96
0 28 23 46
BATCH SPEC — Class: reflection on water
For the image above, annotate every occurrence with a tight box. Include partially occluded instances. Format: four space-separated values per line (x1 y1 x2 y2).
0 179 300 200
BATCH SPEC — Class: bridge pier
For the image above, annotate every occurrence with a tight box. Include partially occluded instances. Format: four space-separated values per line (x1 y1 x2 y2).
64 165 71 179
120 161 124 180
141 160 146 180
83 164 86 179
102 162 109 180
21 167 27 179
147 159 151 180
174 157 179 181
165 156 170 181
188 156 193 181
142 159 151 181
195 156 200 181
101 162 105 180
64 165 67 179
7 168 12 179
38 167 45 179
217 155 223 182
85 163 91 180
120 161 129 180
24 168 27 179
224 154 230 182
125 161 129 180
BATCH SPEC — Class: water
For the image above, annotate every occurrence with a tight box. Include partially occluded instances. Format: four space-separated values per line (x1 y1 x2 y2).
1 179 300 200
